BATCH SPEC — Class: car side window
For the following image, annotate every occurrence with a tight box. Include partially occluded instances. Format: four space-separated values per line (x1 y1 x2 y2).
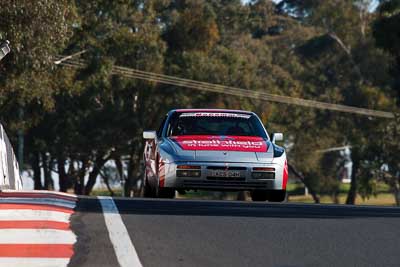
166 112 183 136
157 116 167 138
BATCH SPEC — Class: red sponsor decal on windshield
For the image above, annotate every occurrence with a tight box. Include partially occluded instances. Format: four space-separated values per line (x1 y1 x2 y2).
170 135 268 152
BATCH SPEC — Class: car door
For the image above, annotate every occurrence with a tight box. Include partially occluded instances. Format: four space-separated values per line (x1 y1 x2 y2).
144 116 167 186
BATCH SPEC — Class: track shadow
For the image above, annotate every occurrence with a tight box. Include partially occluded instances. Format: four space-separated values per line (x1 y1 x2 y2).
76 196 400 219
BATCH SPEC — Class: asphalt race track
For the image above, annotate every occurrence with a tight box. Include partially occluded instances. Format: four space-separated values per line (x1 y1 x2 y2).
69 197 400 267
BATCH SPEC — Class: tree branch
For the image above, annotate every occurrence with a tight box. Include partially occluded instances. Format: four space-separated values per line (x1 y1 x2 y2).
288 163 320 203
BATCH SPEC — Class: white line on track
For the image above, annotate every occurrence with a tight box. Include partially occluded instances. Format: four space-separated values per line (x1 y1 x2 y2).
0 229 76 244
98 196 143 267
0 257 70 267
0 209 72 222
0 198 76 209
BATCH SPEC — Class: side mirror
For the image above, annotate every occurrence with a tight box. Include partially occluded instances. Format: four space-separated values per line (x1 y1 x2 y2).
272 133 283 144
143 130 156 139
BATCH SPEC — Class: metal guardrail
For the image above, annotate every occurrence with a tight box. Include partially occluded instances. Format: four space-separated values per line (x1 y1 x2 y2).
0 124 22 190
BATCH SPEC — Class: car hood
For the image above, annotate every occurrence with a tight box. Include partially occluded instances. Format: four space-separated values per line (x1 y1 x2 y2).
167 135 273 163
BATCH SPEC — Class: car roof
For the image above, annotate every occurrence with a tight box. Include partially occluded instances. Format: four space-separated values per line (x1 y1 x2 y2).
171 109 254 115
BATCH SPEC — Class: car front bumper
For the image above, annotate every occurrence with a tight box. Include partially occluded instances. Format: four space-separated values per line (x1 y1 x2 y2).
162 161 285 191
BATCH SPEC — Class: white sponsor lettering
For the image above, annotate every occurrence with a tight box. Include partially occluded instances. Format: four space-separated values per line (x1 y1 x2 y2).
182 140 263 149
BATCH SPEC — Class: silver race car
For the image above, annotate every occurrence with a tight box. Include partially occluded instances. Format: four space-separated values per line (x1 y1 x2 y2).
143 109 288 202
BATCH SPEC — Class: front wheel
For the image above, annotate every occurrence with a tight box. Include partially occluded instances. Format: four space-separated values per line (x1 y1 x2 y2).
267 190 287 202
143 173 155 198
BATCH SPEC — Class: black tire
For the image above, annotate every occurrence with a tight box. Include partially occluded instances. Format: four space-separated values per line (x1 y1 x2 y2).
250 190 268 201
158 188 175 199
267 190 287 202
143 174 154 198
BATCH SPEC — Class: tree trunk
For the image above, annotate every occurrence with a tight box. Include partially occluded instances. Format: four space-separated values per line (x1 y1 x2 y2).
328 32 364 83
115 156 124 181
126 155 135 197
100 171 115 196
333 190 340 204
42 152 54 190
346 156 359 205
393 175 400 206
69 158 77 193
133 155 143 197
74 159 88 195
57 155 68 192
394 188 400 206
33 151 42 190
84 155 108 195
114 156 126 196
126 147 143 197
288 163 320 203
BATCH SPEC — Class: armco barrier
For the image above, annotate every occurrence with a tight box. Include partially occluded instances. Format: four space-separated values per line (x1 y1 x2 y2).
0 124 22 190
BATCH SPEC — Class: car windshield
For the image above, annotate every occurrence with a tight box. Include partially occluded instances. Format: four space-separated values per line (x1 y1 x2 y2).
167 112 268 138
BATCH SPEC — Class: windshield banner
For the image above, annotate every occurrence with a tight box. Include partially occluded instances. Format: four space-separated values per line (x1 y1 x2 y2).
179 113 251 119
170 135 268 152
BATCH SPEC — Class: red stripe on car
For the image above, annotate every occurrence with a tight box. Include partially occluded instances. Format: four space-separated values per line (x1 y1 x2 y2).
159 160 165 188
282 160 289 190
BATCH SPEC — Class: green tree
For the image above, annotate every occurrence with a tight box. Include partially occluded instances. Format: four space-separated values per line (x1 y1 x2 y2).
0 0 77 190
373 0 400 102
49 0 168 195
0 0 76 118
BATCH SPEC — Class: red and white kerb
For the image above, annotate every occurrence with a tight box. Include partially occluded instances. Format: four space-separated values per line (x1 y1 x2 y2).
0 190 77 267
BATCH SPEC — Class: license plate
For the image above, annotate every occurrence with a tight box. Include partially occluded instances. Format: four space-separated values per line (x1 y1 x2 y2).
209 170 241 178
